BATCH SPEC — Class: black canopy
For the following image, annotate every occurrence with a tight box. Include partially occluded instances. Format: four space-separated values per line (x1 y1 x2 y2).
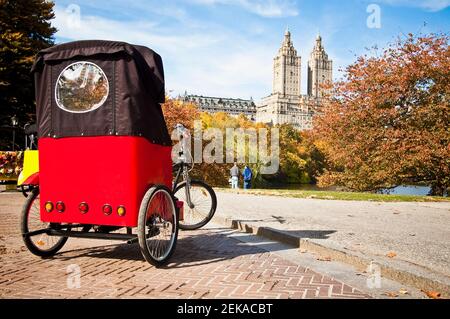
32 40 171 146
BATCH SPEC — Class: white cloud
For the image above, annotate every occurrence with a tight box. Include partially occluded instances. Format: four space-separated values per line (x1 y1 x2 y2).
377 0 450 12
188 0 299 17
53 5 276 100
53 6 221 53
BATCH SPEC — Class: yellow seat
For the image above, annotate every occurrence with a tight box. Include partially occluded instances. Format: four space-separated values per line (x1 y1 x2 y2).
17 150 39 186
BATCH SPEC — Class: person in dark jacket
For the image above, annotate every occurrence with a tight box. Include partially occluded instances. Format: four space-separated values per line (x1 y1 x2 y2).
242 165 252 190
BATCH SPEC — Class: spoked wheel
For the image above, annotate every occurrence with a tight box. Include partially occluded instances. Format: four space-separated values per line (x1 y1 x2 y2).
174 180 217 230
138 185 178 267
20 188 68 257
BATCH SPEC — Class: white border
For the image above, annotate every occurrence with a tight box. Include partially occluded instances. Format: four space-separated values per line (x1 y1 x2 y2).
55 61 110 114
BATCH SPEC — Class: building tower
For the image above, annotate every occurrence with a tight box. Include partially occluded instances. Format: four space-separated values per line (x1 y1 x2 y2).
272 28 301 96
307 34 333 98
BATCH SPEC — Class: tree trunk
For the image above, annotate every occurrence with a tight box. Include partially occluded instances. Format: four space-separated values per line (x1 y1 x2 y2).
429 181 446 197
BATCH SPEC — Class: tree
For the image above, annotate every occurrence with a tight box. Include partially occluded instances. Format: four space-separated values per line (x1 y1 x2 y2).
315 33 449 196
277 124 309 184
0 0 56 148
300 130 326 184
161 96 200 132
270 125 326 185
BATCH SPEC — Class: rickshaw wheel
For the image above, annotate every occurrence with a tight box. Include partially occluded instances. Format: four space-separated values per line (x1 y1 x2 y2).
21 188 68 257
138 185 178 267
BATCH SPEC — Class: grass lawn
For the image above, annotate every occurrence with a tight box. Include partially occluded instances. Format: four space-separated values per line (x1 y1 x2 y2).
215 188 450 202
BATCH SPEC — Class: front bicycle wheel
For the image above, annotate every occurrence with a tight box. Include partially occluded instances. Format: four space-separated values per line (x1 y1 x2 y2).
174 180 217 230
138 185 178 267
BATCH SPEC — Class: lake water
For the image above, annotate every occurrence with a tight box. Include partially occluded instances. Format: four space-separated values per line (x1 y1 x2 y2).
380 185 432 196
274 184 438 196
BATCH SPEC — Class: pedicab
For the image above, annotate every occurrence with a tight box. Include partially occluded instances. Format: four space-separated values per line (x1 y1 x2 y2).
18 40 180 266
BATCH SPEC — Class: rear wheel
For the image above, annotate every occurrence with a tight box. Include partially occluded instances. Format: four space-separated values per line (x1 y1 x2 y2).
138 185 178 267
175 180 217 230
20 188 68 257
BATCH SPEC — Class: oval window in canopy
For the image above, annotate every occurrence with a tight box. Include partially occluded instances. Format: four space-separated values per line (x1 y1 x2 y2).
55 61 109 113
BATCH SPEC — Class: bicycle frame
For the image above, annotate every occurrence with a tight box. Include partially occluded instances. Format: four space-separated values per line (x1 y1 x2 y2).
173 124 195 209
173 162 193 207
171 123 217 230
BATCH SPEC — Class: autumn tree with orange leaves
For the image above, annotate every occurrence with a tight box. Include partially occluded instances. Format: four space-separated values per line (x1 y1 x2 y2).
314 33 449 196
161 97 200 132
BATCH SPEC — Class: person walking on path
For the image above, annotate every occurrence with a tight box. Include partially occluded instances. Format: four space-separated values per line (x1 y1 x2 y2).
242 165 253 190
230 162 239 189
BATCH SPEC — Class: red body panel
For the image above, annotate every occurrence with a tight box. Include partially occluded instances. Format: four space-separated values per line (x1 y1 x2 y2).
39 137 172 227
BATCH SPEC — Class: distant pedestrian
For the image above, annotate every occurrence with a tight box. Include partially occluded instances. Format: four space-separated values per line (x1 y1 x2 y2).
230 162 239 189
242 165 252 190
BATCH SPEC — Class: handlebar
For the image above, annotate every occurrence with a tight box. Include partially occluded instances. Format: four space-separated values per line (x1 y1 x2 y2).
175 123 189 138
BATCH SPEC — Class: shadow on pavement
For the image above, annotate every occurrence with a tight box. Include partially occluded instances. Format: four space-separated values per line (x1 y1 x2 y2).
230 219 336 245
51 227 337 268
275 230 336 239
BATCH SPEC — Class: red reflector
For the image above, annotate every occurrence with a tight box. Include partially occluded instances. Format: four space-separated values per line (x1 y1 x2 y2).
79 202 89 214
177 201 184 221
56 201 65 213
103 204 112 216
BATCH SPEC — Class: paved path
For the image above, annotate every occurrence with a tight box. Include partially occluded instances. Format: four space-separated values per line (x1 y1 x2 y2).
0 192 370 299
214 191 450 285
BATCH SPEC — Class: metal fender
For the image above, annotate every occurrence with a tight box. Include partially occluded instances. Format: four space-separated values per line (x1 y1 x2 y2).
20 172 40 186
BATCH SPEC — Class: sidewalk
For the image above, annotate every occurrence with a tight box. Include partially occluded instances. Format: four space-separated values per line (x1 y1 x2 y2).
0 192 371 299
213 190 450 296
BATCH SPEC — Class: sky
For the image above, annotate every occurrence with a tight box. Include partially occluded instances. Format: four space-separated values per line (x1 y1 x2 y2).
52 0 450 101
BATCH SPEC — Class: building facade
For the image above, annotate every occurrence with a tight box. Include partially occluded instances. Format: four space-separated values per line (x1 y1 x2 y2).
308 35 333 99
257 30 333 130
181 94 256 119
272 30 302 96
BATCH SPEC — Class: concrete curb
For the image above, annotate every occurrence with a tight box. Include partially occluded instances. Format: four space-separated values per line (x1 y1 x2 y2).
212 215 450 298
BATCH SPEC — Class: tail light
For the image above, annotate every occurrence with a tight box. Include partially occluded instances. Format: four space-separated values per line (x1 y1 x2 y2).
117 206 126 217
45 201 54 213
79 202 89 214
103 204 112 216
56 201 65 213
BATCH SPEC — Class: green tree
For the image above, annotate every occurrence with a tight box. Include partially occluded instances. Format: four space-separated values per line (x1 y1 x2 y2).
0 0 56 148
276 125 325 185
277 124 308 184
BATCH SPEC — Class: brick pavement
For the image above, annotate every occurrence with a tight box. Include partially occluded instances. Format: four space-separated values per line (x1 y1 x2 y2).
0 193 370 299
